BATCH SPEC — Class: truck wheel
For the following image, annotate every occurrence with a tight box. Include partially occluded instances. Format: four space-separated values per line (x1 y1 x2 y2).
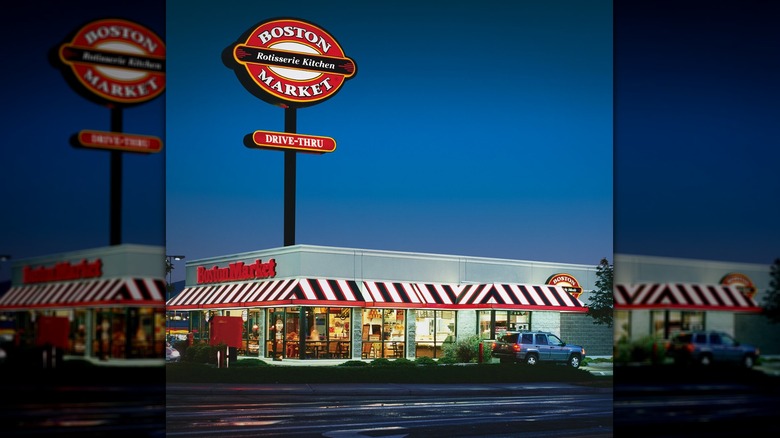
525 354 538 366
743 355 754 368
699 354 712 366
569 355 581 369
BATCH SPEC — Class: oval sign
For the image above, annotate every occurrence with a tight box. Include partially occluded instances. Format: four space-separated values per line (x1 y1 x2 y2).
57 18 166 106
224 18 357 108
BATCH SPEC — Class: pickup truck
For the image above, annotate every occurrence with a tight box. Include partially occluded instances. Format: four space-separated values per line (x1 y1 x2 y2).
491 330 585 368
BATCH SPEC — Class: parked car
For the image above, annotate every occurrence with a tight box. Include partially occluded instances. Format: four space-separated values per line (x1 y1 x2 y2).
666 330 759 368
491 330 586 368
166 342 181 362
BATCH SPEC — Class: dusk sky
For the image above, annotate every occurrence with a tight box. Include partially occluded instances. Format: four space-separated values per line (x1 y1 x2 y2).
3 1 778 290
1 1 165 282
165 0 614 282
614 0 780 267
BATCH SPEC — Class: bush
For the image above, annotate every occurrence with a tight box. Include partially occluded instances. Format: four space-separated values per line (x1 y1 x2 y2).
414 356 438 366
338 360 369 367
230 358 268 368
184 343 223 365
441 335 492 363
614 336 667 365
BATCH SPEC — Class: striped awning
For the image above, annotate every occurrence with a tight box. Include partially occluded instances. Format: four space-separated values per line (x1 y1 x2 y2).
167 278 366 310
0 277 166 310
456 283 587 311
362 281 459 308
614 283 761 312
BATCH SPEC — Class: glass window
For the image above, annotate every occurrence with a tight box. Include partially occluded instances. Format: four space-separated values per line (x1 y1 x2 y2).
478 310 532 339
363 308 403 359
535 334 548 345
508 311 530 331
652 310 706 339
614 310 630 343
414 310 456 359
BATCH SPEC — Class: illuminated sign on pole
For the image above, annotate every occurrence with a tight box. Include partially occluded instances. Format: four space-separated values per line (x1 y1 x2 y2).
56 18 166 107
223 17 357 108
223 18 357 247
248 130 336 154
76 130 163 153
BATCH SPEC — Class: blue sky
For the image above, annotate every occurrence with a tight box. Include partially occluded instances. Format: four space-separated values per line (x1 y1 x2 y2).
614 0 780 266
165 1 614 282
8 1 775 291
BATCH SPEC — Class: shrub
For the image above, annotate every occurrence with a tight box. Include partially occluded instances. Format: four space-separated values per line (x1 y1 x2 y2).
338 360 369 367
230 358 268 368
184 343 222 365
614 336 667 365
414 356 438 366
441 335 492 363
369 358 392 367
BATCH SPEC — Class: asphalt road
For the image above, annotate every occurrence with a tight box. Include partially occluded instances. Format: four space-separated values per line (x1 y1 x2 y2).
166 382 613 437
614 364 780 436
0 365 166 437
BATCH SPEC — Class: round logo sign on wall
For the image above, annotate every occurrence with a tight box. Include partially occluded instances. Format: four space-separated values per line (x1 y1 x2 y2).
56 18 166 107
223 18 357 108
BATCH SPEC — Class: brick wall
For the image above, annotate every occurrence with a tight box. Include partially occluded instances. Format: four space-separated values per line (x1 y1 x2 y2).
560 312 613 356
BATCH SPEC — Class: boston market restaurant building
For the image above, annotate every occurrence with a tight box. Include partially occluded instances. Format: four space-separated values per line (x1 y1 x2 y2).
0 244 167 362
614 254 779 355
166 245 611 360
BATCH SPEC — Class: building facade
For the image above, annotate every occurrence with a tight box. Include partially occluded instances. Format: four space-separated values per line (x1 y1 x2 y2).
0 244 167 362
166 245 613 360
614 253 779 355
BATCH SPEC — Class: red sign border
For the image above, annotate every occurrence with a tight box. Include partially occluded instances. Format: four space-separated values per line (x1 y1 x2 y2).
249 130 336 154
77 130 163 153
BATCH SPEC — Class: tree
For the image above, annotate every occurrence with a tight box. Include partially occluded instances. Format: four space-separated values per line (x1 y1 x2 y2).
586 257 613 327
165 258 174 298
761 258 780 324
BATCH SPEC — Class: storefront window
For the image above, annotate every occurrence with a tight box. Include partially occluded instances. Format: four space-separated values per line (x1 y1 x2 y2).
328 308 351 359
267 308 285 359
614 310 630 343
478 310 492 339
478 310 531 339
361 309 404 359
69 309 87 356
414 310 455 358
651 310 705 339
507 311 529 332
265 307 350 359
246 309 261 357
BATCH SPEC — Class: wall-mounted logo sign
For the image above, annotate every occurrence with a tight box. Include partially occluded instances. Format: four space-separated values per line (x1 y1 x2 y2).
247 130 336 154
545 273 583 299
56 18 165 106
23 259 103 284
197 259 277 284
720 272 756 299
223 18 357 108
76 130 163 153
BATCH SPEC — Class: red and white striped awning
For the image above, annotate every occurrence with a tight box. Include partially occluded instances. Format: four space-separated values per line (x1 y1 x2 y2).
614 283 761 312
362 281 459 308
0 277 166 310
167 278 366 310
455 283 586 311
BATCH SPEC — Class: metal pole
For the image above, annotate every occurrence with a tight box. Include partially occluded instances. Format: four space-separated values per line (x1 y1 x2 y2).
283 107 297 246
110 107 123 246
